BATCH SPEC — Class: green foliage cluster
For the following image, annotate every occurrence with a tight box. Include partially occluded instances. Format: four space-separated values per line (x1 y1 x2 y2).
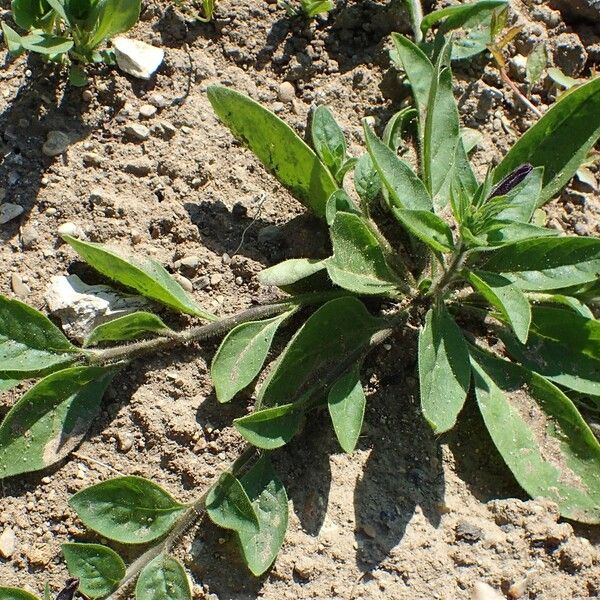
2 4 600 599
1 0 141 85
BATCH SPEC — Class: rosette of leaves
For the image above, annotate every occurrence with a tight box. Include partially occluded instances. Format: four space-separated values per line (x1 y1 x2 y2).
2 0 142 85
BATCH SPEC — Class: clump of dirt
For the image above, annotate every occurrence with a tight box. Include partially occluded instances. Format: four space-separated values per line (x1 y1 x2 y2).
0 1 599 599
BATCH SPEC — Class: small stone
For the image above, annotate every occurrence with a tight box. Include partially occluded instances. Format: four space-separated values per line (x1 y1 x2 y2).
210 273 223 287
278 81 296 103
139 104 157 118
0 203 24 224
82 89 93 102
130 228 142 244
82 152 104 167
45 207 57 216
178 255 201 269
11 273 31 298
293 557 316 580
235 276 243 286
116 432 134 453
470 582 504 600
221 253 231 265
26 545 54 567
508 54 527 81
42 130 70 157
123 158 153 176
558 537 595 572
20 225 38 249
508 578 528 598
455 521 484 544
125 123 150 142
113 37 164 80
175 274 194 293
148 93 169 108
0 528 16 558
41 476 51 484
57 222 79 238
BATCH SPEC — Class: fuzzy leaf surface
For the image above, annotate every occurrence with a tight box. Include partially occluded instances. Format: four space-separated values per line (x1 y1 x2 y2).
328 364 365 453
135 555 191 600
84 311 172 347
206 472 260 533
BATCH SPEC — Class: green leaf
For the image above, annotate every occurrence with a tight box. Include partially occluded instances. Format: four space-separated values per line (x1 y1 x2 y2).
19 31 72 55
530 294 593 319
471 347 600 523
69 476 186 544
0 589 40 600
45 0 70 23
327 364 365 453
494 77 600 205
11 0 53 30
211 311 291 404
206 472 260 533
87 0 141 49
353 153 381 205
383 107 416 152
444 7 498 60
84 312 172 347
500 306 600 397
235 458 288 576
1 23 24 54
526 42 546 86
258 259 326 288
135 555 191 600
69 64 88 87
62 543 125 599
421 0 507 34
465 270 531 343
258 297 385 408
0 295 77 378
423 62 460 206
234 403 303 449
492 166 543 224
311 105 346 176
326 213 400 295
0 366 116 479
62 235 214 320
207 86 337 218
418 306 471 433
392 208 454 253
482 221 558 246
363 124 432 211
482 236 600 290
325 189 360 227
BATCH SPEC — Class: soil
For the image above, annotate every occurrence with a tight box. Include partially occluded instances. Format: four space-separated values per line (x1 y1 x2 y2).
0 1 599 599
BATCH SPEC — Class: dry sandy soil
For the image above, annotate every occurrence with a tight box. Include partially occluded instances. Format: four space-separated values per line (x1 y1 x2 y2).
0 0 599 598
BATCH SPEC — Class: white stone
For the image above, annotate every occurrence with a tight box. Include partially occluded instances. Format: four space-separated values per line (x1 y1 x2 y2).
471 582 504 600
113 37 164 80
0 527 16 558
45 275 151 343
42 130 70 157
57 222 80 238
0 203 24 224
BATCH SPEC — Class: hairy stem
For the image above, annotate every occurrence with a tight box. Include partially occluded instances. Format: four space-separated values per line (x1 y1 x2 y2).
429 243 466 299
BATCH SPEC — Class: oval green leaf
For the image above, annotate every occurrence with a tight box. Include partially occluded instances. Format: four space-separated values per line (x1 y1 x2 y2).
234 403 302 450
84 311 172 347
392 208 455 253
0 366 116 479
311 105 347 175
135 555 191 600
62 543 126 599
471 347 600 523
69 476 186 544
207 86 337 218
0 589 40 600
206 472 260 533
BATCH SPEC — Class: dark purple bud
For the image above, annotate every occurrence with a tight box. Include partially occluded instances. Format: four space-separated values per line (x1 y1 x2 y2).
488 164 534 200
56 578 79 600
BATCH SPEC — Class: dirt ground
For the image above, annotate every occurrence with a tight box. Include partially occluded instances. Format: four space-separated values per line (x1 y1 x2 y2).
1 0 599 598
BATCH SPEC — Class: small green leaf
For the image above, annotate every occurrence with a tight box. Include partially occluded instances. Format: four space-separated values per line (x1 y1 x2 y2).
0 295 77 378
62 543 125 599
1 23 24 54
0 589 40 600
258 297 385 408
235 458 288 576
258 259 326 289
69 64 89 87
383 107 416 152
526 43 546 86
211 312 292 404
491 166 543 224
465 270 531 343
11 0 54 30
135 555 191 600
311 105 347 176
353 153 381 205
84 312 172 347
62 235 214 320
326 213 400 295
482 236 600 290
20 32 73 56
494 77 600 205
500 306 600 398
69 476 186 544
207 86 337 218
363 124 432 211
0 366 116 479
471 347 600 523
325 189 360 226
206 472 260 533
328 364 365 453
234 403 302 449
392 208 455 253
421 0 507 34
418 306 471 433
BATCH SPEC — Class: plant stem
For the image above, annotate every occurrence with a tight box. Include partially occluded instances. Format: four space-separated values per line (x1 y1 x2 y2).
429 243 466 299
499 68 543 118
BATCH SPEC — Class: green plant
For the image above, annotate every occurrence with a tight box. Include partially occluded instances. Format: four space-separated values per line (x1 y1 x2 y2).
1 0 141 85
280 0 335 19
3 33 600 600
172 0 216 22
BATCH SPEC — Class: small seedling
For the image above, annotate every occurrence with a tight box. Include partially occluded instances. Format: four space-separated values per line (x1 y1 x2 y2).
173 0 217 22
1 0 142 85
280 0 335 19
2 27 600 600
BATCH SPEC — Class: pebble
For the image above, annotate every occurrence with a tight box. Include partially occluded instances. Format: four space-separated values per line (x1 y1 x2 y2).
116 432 134 453
130 228 142 244
0 203 24 224
0 527 16 558
11 273 31 297
175 255 201 270
210 273 223 287
175 274 194 293
57 222 79 238
148 93 169 108
293 557 316 580
125 123 150 142
82 152 104 167
470 582 504 600
20 225 38 248
508 578 529 598
42 130 70 157
139 105 157 119
278 81 296 103
235 276 243 286
455 521 484 544
113 37 164 80
82 89 93 102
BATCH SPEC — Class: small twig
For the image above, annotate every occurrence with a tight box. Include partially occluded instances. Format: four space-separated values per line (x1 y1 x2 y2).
72 452 124 477
231 192 268 257
499 68 543 118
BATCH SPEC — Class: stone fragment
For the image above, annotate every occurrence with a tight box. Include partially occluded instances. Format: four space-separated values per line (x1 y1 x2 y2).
0 527 16 558
57 222 80 238
11 273 30 298
125 123 150 142
470 582 504 600
0 203 24 224
42 130 70 157
139 104 157 118
113 37 164 80
278 81 296 103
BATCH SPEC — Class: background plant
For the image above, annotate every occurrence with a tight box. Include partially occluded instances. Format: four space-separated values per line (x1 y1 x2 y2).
2 21 600 600
1 0 142 85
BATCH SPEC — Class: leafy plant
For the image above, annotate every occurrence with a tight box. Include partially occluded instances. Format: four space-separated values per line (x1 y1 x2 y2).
280 0 335 19
172 0 216 22
3 29 600 600
1 0 142 85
